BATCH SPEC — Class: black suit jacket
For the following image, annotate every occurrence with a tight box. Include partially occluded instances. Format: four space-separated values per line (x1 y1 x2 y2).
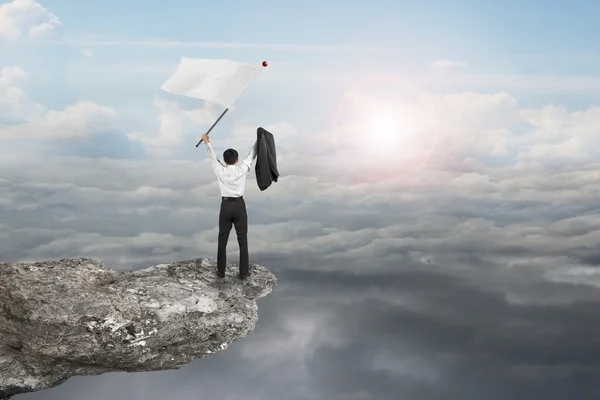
255 127 279 191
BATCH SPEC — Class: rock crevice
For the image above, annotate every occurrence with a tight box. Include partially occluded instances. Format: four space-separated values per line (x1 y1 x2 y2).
0 258 277 399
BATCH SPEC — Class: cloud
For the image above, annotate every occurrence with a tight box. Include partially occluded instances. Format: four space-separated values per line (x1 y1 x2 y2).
239 309 346 385
368 351 438 382
0 65 45 122
516 105 600 164
228 122 299 153
2 136 600 292
0 66 117 140
4 62 600 398
126 97 218 158
0 0 61 40
271 90 521 185
0 101 118 139
32 36 389 53
429 59 467 71
369 72 600 94
289 88 600 183
0 64 26 85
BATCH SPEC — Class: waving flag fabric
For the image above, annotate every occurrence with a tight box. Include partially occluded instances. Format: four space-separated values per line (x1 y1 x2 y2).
160 57 263 108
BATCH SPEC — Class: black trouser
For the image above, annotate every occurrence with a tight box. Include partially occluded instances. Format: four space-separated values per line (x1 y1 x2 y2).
217 196 249 276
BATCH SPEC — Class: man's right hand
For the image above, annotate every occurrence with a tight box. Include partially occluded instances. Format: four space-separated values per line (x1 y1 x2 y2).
201 134 209 143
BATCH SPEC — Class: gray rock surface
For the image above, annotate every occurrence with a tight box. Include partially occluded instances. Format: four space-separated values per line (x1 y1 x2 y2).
0 258 277 399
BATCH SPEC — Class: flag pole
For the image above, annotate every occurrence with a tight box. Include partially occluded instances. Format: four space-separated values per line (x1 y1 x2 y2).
195 61 267 147
195 108 229 147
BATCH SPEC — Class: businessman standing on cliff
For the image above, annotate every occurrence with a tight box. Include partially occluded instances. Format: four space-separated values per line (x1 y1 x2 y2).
200 128 279 280
201 133 256 280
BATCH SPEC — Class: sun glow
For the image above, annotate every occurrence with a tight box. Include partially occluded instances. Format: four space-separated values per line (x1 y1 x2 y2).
362 109 417 154
371 114 398 146
330 92 439 182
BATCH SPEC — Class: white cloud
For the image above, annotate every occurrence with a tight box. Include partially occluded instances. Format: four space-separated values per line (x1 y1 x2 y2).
0 65 44 121
82 48 93 57
52 59 600 97
515 105 600 163
227 121 299 154
126 97 217 158
0 65 117 139
30 36 388 53
1 64 600 305
0 149 598 275
368 72 600 94
289 88 600 180
429 58 467 71
0 101 117 139
239 309 347 385
280 90 520 182
0 64 26 85
0 0 61 40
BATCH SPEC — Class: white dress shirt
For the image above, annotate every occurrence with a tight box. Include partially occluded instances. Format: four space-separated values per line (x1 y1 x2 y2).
205 140 257 197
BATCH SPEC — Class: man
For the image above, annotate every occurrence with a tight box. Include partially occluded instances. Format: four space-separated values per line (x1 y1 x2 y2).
201 133 257 280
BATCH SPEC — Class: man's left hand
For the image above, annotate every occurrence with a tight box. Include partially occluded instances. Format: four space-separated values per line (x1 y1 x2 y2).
201 134 209 143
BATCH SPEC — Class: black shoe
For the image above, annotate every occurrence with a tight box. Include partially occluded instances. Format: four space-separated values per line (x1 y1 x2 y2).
215 266 225 278
239 273 249 280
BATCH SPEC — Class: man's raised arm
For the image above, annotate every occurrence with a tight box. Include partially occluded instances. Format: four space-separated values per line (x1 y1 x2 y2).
202 134 224 172
241 140 258 172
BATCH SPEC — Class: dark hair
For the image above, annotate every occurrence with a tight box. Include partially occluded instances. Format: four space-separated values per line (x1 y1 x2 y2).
223 148 238 165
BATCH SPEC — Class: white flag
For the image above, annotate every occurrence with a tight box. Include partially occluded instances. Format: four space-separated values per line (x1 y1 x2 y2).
160 57 263 108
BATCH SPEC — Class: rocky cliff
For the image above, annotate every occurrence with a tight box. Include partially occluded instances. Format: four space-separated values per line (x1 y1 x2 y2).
0 258 277 399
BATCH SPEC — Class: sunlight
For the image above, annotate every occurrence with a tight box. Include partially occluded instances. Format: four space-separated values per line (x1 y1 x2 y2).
362 109 416 154
371 114 398 147
330 92 440 182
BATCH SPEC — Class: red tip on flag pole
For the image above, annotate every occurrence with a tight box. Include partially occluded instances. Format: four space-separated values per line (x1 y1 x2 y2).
262 61 268 67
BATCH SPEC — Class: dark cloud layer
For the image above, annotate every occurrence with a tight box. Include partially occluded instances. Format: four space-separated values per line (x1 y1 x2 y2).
14 256 600 400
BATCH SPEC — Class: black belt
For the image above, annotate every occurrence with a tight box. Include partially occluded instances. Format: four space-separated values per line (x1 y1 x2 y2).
222 196 243 201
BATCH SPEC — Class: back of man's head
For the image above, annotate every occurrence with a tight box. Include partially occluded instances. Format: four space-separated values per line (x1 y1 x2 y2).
223 148 239 165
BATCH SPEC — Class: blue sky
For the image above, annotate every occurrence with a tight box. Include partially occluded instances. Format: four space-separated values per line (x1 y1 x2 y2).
31 0 600 55
5 0 600 95
3 0 600 161
5 1 600 400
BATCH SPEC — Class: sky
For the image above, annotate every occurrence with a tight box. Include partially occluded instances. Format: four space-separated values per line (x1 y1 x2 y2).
3 0 600 399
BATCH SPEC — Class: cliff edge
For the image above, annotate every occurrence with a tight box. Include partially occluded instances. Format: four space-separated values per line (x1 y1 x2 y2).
0 258 277 399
